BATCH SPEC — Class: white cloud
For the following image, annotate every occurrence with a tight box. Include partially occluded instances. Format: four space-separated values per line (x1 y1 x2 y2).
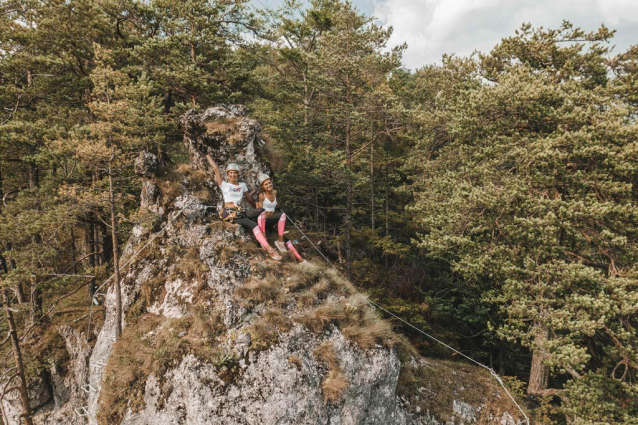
373 0 638 69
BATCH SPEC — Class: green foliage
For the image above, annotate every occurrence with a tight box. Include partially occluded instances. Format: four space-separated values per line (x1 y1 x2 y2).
2 1 638 421
409 23 638 420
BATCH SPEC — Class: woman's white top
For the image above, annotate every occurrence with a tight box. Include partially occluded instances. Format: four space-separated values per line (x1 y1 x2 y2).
220 181 248 206
262 193 277 212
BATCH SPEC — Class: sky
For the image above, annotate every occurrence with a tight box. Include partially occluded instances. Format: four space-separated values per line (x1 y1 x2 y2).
251 0 638 70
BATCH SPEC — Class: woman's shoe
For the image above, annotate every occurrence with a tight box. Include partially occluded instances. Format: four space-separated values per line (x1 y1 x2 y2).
267 247 282 261
274 241 287 253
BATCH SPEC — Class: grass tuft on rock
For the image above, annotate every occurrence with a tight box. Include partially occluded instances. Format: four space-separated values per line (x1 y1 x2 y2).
97 305 226 425
314 341 349 404
236 276 287 306
321 369 349 404
246 308 292 351
295 293 398 349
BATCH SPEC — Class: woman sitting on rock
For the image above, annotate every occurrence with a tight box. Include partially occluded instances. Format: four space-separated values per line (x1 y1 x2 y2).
255 173 306 264
206 155 282 261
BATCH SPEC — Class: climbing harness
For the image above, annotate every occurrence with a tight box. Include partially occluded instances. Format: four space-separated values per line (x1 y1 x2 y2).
281 210 531 425
219 206 244 222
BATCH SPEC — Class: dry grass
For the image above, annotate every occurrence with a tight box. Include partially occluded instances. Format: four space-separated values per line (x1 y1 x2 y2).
156 179 183 206
263 308 292 328
396 357 527 424
195 189 213 203
298 291 318 307
276 262 356 308
296 298 348 332
175 246 208 282
288 355 302 371
215 242 240 266
98 306 226 425
314 341 340 370
190 304 224 343
177 164 210 193
295 294 398 349
97 314 166 424
236 275 286 306
246 308 292 351
205 118 241 142
313 340 349 404
256 133 284 171
138 268 167 312
321 369 349 404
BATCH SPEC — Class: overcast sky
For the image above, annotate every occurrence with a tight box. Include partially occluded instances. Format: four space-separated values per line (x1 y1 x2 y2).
251 0 638 70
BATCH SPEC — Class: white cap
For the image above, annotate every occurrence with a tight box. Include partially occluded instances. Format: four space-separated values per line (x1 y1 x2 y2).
258 173 271 185
226 163 240 173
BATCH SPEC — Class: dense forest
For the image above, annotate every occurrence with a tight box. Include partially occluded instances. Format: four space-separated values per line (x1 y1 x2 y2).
1 0 637 423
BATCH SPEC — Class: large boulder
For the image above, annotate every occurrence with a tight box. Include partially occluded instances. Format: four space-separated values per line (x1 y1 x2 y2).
26 105 526 425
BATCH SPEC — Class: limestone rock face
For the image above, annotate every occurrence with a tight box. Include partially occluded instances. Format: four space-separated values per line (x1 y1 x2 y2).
134 151 158 178
120 330 405 425
20 105 526 425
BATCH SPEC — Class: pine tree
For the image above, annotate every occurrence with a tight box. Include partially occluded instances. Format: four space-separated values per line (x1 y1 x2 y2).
50 45 166 339
410 24 638 421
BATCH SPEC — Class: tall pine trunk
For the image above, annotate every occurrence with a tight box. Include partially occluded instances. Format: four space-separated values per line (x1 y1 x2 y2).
384 164 390 295
30 235 43 324
345 121 352 276
528 322 549 395
86 220 97 298
108 164 122 339
3 290 34 425
0 162 3 215
0 257 33 425
5 243 25 304
344 78 353 276
370 144 375 229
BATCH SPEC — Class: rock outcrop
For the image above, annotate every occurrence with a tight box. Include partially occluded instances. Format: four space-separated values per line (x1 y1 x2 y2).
11 105 526 425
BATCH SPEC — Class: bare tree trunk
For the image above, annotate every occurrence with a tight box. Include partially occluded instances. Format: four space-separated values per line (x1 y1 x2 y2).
370 144 375 229
528 322 549 396
163 90 172 114
29 274 42 325
3 291 34 425
100 221 112 265
5 244 25 304
0 162 3 215
344 83 353 276
95 220 104 266
70 225 77 274
108 165 123 339
314 189 318 224
385 164 389 238
28 163 39 190
384 163 390 275
29 233 43 324
86 220 97 298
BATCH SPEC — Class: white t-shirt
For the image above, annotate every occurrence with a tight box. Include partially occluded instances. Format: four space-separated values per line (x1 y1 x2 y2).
220 181 248 206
